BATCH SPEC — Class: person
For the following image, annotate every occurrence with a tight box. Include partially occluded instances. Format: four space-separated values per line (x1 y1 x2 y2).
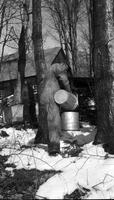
28 83 38 127
21 81 30 125
34 63 71 155
22 81 37 127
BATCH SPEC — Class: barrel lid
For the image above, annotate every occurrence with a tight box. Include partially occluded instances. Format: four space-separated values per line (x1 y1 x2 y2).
54 90 68 104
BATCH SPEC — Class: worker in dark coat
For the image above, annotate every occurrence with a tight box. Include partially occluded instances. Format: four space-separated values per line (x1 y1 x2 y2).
28 83 37 127
22 81 37 127
22 81 30 124
35 63 71 155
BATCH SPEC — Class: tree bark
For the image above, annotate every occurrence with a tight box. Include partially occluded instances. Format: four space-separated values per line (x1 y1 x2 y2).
32 0 49 143
14 25 26 104
14 0 29 104
85 0 93 77
93 0 114 153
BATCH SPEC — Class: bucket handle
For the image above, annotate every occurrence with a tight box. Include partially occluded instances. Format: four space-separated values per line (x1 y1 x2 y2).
72 94 78 110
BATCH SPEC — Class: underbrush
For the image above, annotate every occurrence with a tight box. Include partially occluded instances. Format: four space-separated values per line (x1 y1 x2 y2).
0 155 61 200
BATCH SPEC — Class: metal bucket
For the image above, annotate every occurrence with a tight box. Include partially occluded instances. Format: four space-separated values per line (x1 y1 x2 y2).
54 89 78 110
3 104 24 124
61 111 79 131
11 104 24 122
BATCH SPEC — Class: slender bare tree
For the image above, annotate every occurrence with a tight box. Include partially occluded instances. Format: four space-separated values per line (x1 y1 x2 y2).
44 0 82 75
14 0 30 104
84 0 93 77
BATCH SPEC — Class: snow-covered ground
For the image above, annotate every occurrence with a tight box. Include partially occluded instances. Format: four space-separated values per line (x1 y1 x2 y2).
0 126 114 199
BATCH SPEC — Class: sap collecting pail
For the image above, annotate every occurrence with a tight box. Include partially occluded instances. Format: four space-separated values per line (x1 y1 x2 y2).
54 89 78 110
3 104 23 124
11 104 24 122
61 112 79 131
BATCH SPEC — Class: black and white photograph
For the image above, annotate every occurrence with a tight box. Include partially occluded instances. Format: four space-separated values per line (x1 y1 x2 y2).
0 0 114 199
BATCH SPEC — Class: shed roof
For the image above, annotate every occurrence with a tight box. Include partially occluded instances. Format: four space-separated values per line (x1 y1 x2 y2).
0 47 63 82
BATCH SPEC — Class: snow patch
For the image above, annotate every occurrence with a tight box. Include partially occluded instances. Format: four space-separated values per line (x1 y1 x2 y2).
0 126 114 199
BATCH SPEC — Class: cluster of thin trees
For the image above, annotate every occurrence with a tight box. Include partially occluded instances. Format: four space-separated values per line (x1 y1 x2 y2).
0 0 114 153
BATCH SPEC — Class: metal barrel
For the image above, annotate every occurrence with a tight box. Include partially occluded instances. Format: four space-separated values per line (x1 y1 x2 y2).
61 111 79 131
54 89 78 110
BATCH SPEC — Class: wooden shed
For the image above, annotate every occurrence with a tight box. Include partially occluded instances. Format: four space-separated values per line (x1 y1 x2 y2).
0 47 70 99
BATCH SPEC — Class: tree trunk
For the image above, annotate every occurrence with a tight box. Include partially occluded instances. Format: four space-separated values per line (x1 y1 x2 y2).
14 25 26 104
85 0 93 77
93 0 114 154
32 0 49 143
14 0 30 104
